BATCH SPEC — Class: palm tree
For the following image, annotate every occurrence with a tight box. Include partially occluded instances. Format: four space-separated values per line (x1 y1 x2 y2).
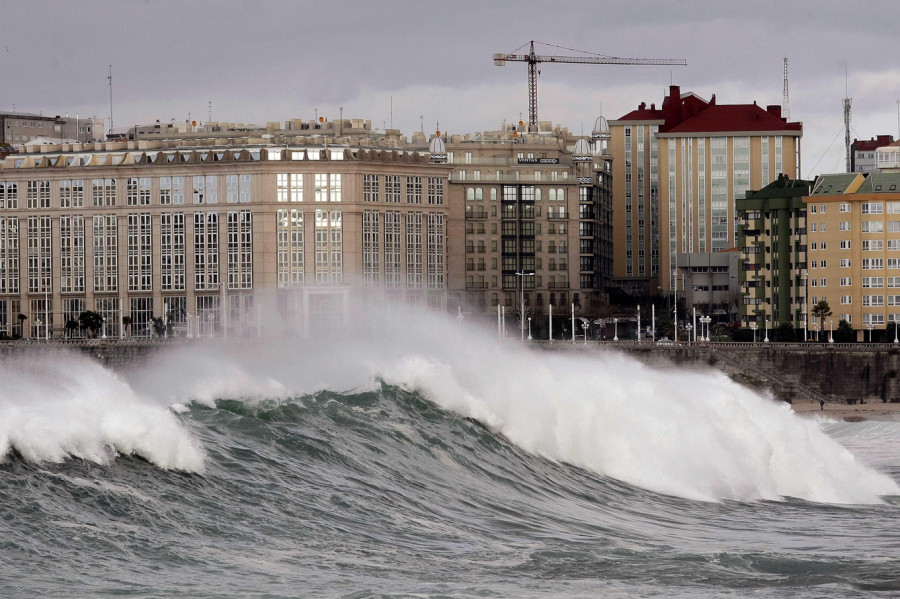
811 300 832 341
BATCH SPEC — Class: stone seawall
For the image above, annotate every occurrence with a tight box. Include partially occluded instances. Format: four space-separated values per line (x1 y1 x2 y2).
585 342 900 404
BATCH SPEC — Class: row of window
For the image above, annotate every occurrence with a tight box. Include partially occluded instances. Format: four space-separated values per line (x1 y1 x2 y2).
0 177 252 208
361 175 444 205
0 211 253 295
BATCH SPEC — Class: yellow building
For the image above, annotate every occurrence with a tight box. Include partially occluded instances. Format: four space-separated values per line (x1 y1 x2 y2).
806 172 900 340
609 85 802 298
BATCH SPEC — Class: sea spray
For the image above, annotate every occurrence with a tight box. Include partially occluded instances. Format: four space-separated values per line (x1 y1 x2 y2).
0 350 205 472
120 306 899 504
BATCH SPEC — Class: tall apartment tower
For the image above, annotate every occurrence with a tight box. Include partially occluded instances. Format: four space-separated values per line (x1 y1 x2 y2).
609 85 802 296
441 121 613 322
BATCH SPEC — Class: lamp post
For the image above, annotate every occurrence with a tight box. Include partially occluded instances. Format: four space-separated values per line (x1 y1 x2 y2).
764 313 769 343
750 321 757 343
582 320 589 343
101 316 107 340
685 323 693 344
829 319 834 343
802 272 809 341
515 271 534 341
636 305 641 343
187 313 193 339
527 317 532 340
613 317 618 341
895 321 899 344
700 315 711 342
867 323 873 343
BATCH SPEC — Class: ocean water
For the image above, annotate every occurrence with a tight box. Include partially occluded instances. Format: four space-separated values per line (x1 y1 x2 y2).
0 310 898 598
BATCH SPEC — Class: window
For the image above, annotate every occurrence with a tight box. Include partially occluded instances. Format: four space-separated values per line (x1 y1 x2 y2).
841 259 851 268
840 277 852 286
840 240 851 249
363 174 379 202
862 221 884 233
862 240 884 251
862 295 884 306
427 177 444 205
385 175 401 203
862 277 884 288
406 177 422 204
60 179 84 208
862 202 883 214
862 258 884 269
840 203 851 212
840 221 851 231
276 173 303 202
193 175 217 204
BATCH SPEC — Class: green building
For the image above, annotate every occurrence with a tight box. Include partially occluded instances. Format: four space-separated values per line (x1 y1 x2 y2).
737 174 813 331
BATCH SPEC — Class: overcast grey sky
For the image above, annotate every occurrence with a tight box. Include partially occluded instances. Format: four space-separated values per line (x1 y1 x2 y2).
3 0 899 178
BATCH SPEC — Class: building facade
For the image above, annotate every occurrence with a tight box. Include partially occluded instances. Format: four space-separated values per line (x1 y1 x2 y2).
736 175 812 329
609 85 802 298
851 135 895 173
439 120 613 323
805 172 900 339
0 126 450 338
2 112 104 147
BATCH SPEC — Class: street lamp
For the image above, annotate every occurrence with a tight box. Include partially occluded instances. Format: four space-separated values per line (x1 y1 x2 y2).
44 286 49 341
527 317 532 340
582 320 589 343
636 305 641 343
700 315 711 341
895 320 899 344
750 321 757 343
613 317 618 341
764 314 769 343
801 272 809 341
829 319 834 343
685 323 693 343
515 271 534 341
867 323 874 343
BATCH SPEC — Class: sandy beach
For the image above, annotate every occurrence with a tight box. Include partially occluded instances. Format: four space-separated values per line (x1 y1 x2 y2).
791 398 900 422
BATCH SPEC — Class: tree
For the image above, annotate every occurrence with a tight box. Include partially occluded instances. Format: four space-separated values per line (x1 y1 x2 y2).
65 319 79 338
78 311 103 339
835 319 855 343
150 316 166 338
811 300 832 339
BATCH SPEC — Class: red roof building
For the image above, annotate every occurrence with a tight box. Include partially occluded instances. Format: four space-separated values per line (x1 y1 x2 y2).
608 85 803 298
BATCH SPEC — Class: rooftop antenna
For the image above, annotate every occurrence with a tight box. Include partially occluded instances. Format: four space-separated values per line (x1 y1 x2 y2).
782 57 790 121
107 65 114 135
420 114 423 132
843 62 852 173
208 101 212 123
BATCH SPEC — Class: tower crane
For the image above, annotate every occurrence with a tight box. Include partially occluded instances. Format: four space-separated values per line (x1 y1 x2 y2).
494 41 687 126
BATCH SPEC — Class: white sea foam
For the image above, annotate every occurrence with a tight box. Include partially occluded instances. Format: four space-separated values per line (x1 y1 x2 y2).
9 304 896 503
0 350 205 473
132 304 897 504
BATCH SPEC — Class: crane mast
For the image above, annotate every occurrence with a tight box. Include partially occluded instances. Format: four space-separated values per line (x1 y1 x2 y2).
494 41 687 126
